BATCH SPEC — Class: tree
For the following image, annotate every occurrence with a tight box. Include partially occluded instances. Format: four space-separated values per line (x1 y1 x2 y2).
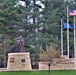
39 45 60 62
0 0 21 39
39 45 60 75
0 34 12 67
16 0 74 57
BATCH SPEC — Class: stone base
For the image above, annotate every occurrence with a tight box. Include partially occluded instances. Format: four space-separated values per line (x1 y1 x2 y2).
7 52 32 71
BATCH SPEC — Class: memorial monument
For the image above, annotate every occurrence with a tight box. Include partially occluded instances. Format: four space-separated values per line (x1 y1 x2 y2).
7 36 32 71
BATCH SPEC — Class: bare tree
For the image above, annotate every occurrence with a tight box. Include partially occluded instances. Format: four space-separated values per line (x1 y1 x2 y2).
39 45 60 61
39 45 60 75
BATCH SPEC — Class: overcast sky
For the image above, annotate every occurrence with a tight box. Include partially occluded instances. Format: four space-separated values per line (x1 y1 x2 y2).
18 0 45 9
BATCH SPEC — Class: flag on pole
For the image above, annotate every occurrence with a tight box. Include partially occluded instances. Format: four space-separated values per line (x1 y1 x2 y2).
63 23 72 29
70 10 76 16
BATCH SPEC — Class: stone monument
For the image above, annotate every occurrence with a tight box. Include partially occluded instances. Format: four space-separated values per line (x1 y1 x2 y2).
7 36 32 71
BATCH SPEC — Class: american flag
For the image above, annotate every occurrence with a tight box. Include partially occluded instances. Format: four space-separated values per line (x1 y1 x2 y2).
70 10 76 16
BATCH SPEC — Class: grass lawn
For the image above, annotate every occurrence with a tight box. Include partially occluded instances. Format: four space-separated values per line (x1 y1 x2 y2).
0 70 76 75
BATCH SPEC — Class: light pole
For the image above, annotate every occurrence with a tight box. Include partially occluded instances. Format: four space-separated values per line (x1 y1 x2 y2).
48 62 51 75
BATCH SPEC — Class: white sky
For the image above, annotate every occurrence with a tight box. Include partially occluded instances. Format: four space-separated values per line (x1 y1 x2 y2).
18 1 26 6
18 0 45 9
36 1 45 8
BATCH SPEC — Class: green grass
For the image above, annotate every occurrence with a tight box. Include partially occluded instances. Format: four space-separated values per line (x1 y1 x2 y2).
0 70 76 75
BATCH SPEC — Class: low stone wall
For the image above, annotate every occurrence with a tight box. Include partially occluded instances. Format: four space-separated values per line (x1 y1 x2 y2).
38 58 76 70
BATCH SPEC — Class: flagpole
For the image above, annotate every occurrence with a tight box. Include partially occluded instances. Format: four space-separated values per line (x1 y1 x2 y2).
74 16 76 58
61 18 63 56
67 5 69 58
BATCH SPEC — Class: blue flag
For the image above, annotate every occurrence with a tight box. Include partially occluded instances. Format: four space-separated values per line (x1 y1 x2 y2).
63 23 72 29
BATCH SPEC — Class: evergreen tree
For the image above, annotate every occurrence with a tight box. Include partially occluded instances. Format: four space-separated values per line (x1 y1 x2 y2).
0 0 19 38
